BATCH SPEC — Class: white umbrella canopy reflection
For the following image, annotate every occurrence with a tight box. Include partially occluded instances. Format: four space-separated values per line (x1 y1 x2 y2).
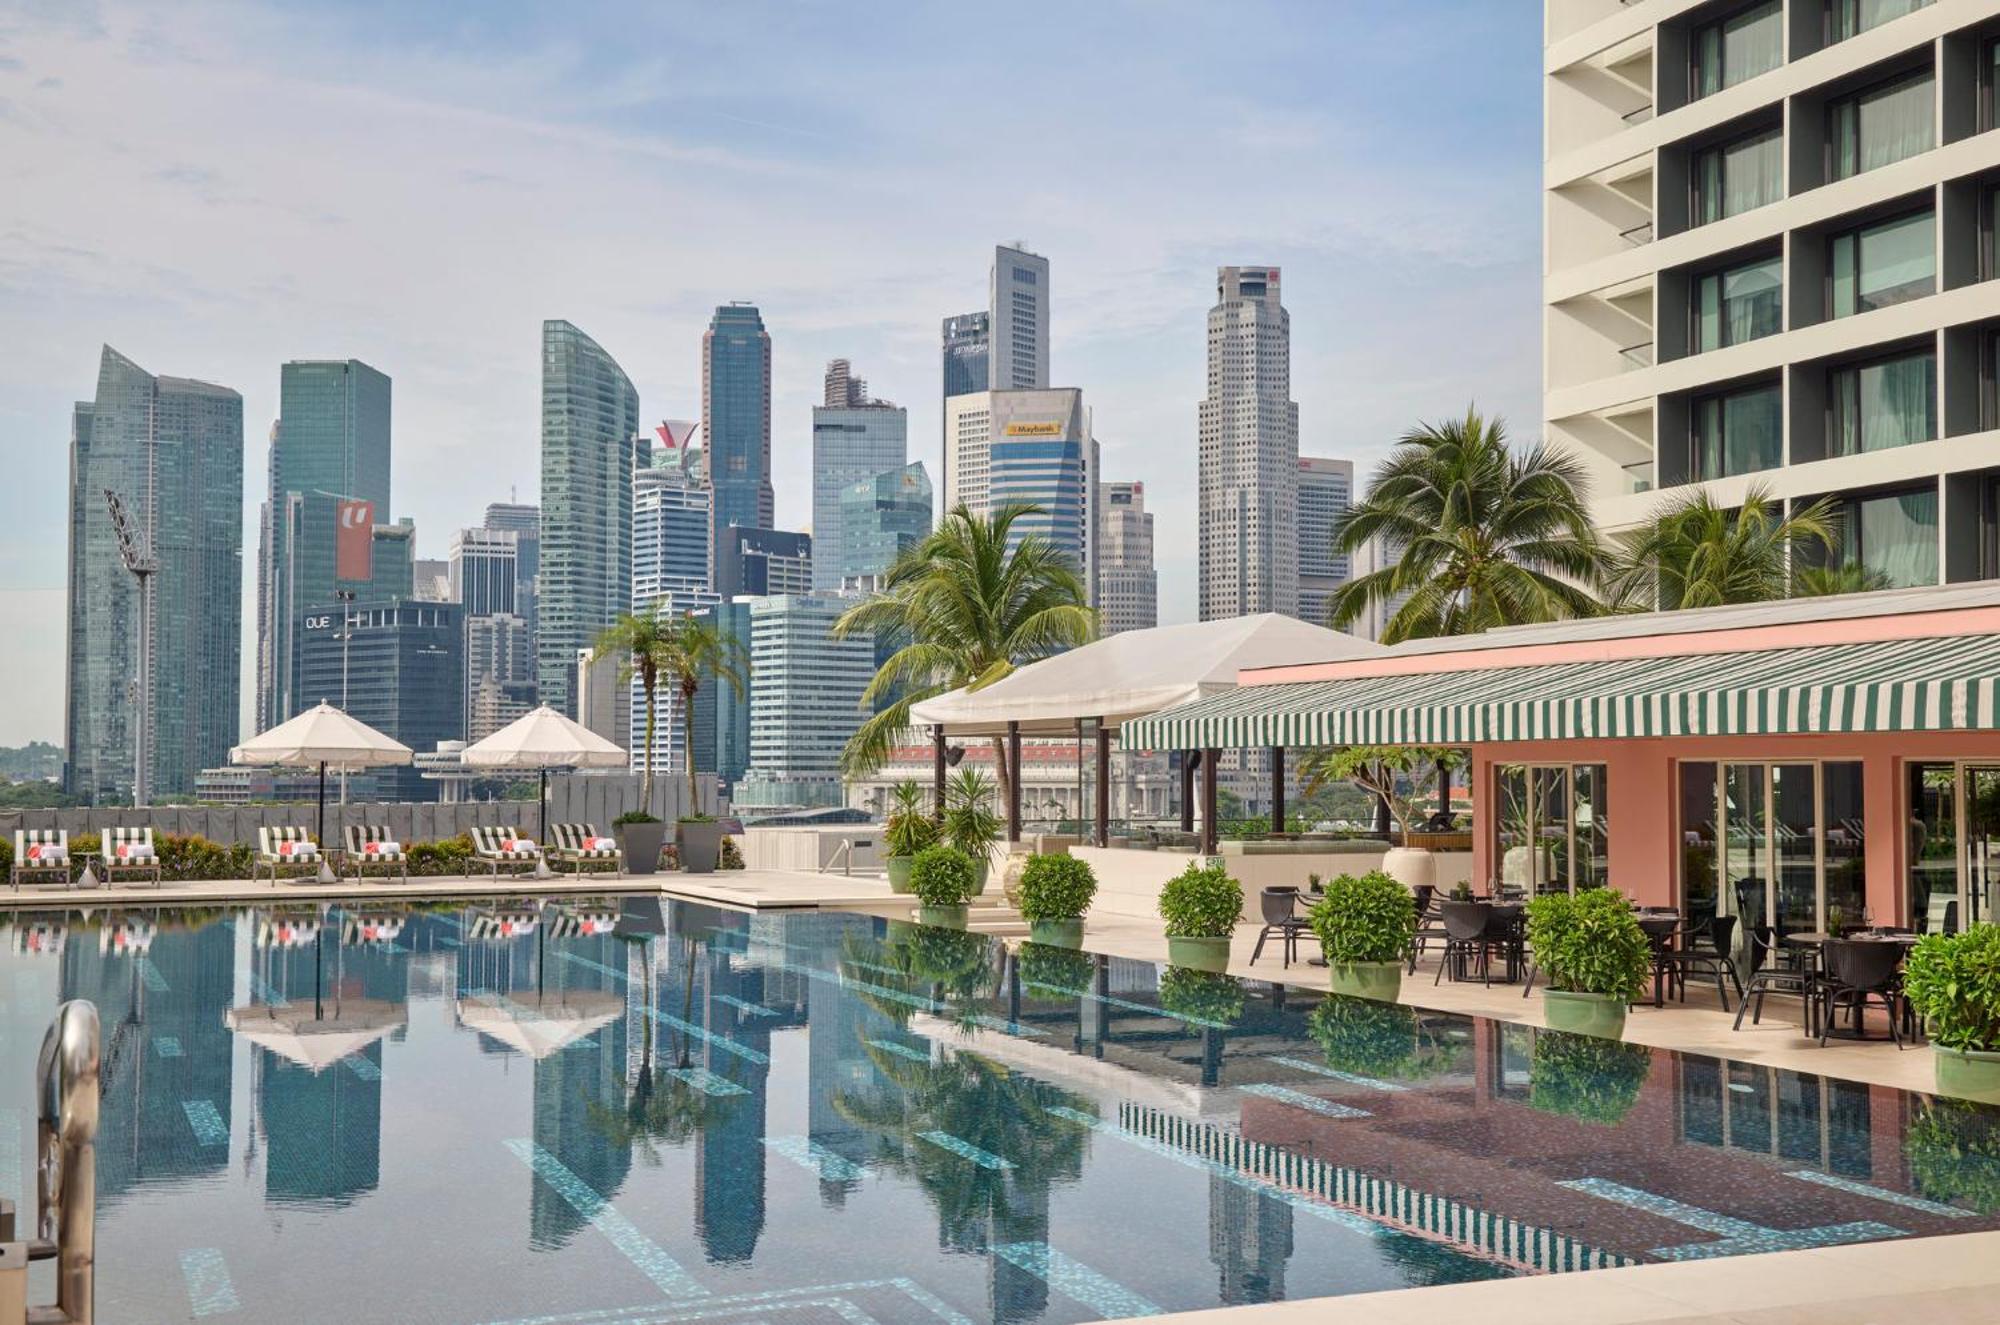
455 989 624 1060
231 701 413 880
459 704 627 848
225 999 407 1071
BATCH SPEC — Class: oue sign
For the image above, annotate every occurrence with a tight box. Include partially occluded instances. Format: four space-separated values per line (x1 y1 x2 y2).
305 614 334 630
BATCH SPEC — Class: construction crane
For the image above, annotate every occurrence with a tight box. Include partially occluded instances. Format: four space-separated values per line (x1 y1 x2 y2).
103 487 157 807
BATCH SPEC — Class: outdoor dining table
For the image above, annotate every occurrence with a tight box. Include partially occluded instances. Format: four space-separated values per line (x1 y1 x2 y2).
1780 931 1919 1040
1634 911 1683 1008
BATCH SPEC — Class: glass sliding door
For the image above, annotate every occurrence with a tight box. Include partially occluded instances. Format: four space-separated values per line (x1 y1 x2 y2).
1691 1 1783 101
1692 254 1782 353
1823 762 1867 930
1829 211 1935 318
1828 71 1935 180
1693 127 1784 227
1772 765 1818 939
1576 763 1608 889
1680 761 1720 925
1968 767 2000 930
1533 766 1573 896
1690 381 1782 480
1694 762 1868 948
1493 762 1609 896
1829 353 1937 456
1723 764 1770 945
1907 762 1957 932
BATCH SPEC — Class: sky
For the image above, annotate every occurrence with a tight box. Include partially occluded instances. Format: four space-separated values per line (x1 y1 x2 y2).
0 0 1544 748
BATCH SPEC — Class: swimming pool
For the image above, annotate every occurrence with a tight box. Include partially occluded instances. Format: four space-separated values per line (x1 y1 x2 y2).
1 898 1996 1324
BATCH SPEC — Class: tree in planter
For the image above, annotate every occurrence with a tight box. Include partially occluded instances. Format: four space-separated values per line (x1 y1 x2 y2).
909 845 981 912
1300 746 1466 840
942 768 1003 867
1524 889 1651 1002
1308 870 1417 964
884 780 939 851
1017 855 1097 924
594 605 748 816
1903 925 2000 1055
832 502 1094 813
1158 861 1244 939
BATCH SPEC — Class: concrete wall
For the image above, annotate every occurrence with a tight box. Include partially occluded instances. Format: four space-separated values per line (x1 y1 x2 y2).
742 826 884 874
1072 844 1475 921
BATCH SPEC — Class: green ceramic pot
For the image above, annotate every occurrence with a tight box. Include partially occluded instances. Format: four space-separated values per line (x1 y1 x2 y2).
1542 989 1627 1039
918 904 969 930
885 856 915 894
1028 918 1084 949
1326 960 1403 1004
1935 1046 2000 1101
1166 935 1231 973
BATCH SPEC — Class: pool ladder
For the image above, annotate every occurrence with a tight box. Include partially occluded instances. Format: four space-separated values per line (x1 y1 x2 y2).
0 1000 99 1325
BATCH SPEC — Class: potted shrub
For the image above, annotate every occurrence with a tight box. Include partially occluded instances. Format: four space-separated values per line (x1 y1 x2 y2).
1528 1028 1653 1125
1903 925 2000 1098
942 768 1002 893
1300 745 1465 890
1158 860 1243 972
1307 869 1416 1002
910 845 980 929
1017 853 1097 948
882 780 939 894
677 813 723 874
613 810 667 876
1523 888 1650 1039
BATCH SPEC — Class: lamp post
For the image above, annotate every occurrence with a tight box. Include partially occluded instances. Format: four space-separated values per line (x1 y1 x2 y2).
336 589 356 804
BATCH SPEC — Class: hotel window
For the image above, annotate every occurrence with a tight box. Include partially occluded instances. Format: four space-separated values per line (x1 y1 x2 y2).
1689 381 1781 481
1692 254 1783 352
1825 0 1930 45
1493 763 1607 896
1691 2 1783 101
1986 39 2000 133
1828 485 1939 587
1829 350 1936 456
1828 210 1934 317
1692 127 1784 227
1828 71 1935 181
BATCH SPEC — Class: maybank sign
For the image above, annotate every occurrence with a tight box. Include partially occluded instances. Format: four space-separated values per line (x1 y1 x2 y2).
1002 421 1065 437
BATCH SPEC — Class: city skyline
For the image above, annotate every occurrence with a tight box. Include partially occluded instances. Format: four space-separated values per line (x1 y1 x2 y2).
0 1 1541 745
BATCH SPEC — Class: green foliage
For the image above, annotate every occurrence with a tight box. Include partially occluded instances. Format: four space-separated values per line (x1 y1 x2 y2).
407 835 474 877
720 836 744 870
156 833 255 881
832 502 1094 779
1157 966 1245 1027
909 845 979 907
1300 746 1466 838
1017 853 1097 922
1906 1097 2000 1213
596 605 749 811
1018 941 1094 1000
1528 1029 1653 1125
678 812 717 824
1904 926 2000 1053
1450 880 1475 902
1328 407 1606 642
942 768 1002 858
1308 997 1466 1082
1308 870 1417 965
1605 485 1839 611
0 781 86 809
1157 860 1244 939
885 780 941 857
0 836 10 876
614 809 661 826
1218 815 1270 841
1524 888 1650 1001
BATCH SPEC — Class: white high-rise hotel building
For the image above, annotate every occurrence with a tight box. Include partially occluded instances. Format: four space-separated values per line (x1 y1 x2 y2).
1546 0 2000 588
1199 267 1300 620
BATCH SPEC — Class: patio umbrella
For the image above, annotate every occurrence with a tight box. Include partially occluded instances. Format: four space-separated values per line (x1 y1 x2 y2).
231 701 413 880
459 705 626 845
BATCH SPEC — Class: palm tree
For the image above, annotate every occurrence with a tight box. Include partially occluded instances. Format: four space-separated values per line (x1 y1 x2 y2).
1604 485 1838 610
594 607 748 813
832 503 1093 808
1329 407 1606 643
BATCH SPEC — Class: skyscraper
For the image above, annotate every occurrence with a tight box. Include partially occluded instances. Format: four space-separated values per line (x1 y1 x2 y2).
66 346 243 801
737 593 875 812
1096 480 1158 635
482 502 539 642
810 359 907 589
448 528 520 617
630 459 719 779
837 463 933 588
944 388 1096 598
716 527 813 600
465 613 536 742
1198 265 1299 621
703 303 773 561
298 600 464 800
257 359 393 730
1297 457 1354 628
990 244 1049 391
940 310 990 494
538 319 642 716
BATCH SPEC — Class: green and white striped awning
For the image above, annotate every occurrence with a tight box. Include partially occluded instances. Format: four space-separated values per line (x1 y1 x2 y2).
1120 634 2000 750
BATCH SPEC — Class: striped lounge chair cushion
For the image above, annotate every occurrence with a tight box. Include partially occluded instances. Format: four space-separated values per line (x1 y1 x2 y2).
103 827 157 862
345 826 405 859
553 825 619 858
472 827 539 859
15 830 68 865
260 827 319 860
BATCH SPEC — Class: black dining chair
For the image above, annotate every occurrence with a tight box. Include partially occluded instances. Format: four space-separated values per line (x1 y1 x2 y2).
1660 914 1743 1011
1434 901 1502 986
1732 926 1814 1032
1407 884 1443 974
1249 886 1309 969
1814 940 1909 1049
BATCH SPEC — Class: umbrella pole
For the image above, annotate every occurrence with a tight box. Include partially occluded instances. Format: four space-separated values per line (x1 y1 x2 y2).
316 761 336 884
535 769 552 880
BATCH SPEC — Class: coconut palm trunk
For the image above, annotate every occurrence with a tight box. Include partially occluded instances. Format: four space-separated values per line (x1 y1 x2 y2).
681 677 701 815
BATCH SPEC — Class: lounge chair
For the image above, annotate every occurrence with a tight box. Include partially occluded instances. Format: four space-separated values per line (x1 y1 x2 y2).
256 826 323 883
12 830 72 890
100 827 163 887
343 825 409 883
549 823 622 876
470 825 542 877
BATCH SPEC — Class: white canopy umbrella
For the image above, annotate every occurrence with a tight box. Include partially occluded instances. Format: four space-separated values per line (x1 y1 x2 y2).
460 705 627 843
231 702 413 878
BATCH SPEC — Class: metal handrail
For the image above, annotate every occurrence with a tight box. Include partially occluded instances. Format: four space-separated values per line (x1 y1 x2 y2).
30 1000 99 1325
1618 220 1654 245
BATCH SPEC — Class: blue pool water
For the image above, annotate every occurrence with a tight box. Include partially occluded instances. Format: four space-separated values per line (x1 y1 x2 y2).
1 898 1998 1324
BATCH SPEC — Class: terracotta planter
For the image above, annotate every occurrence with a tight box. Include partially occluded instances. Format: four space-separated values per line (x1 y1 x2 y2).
885 856 916 894
678 820 723 874
1029 918 1085 949
1167 935 1231 973
1935 1046 2000 1100
1542 989 1627 1039
1380 846 1436 891
1326 960 1403 1003
918 904 969 930
616 821 667 876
